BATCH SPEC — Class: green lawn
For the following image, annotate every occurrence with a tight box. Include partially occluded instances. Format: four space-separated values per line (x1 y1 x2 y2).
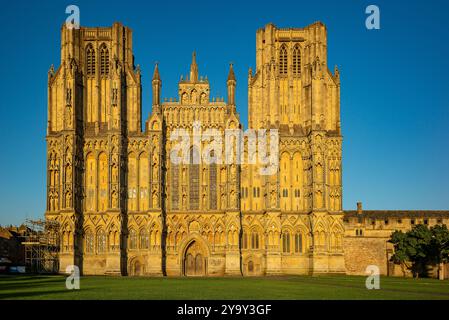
0 275 448 300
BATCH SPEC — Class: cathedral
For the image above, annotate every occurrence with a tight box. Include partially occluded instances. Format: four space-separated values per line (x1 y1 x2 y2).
45 22 449 277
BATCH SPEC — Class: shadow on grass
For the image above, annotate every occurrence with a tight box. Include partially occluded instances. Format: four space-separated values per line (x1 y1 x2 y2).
0 279 64 291
0 288 81 300
0 275 62 281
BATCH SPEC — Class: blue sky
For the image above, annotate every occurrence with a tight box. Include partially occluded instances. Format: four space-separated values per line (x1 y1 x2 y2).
0 0 448 225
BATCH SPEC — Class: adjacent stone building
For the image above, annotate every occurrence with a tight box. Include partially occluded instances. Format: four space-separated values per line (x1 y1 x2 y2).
45 22 449 277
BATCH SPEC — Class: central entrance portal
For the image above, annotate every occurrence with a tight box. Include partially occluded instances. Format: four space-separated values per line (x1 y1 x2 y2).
184 241 206 276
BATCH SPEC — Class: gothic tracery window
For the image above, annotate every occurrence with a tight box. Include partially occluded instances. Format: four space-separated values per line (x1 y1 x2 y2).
100 43 109 76
98 152 108 211
242 231 248 249
189 147 200 210
293 44 301 76
279 45 288 76
140 229 149 249
282 231 291 253
171 164 179 210
128 153 137 211
97 230 106 253
251 231 260 249
86 153 96 211
86 44 95 76
294 232 303 253
85 230 94 253
129 229 137 249
209 158 217 210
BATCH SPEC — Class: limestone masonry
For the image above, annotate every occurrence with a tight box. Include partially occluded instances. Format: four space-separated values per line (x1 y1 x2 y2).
45 22 449 277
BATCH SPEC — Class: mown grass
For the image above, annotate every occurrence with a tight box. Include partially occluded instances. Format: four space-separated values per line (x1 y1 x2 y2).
0 275 448 300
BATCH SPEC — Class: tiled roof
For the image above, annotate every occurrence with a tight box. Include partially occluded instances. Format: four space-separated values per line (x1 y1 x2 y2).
344 210 449 219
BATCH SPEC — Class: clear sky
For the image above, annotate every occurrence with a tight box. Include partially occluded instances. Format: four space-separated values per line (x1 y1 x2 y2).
0 0 448 225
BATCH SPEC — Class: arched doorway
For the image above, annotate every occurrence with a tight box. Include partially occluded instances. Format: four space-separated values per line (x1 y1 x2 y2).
134 261 141 276
184 240 206 276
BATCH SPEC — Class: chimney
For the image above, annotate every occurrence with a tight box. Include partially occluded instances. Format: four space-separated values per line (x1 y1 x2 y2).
357 202 363 215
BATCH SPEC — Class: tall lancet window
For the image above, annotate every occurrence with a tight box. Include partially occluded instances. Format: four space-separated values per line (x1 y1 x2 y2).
171 164 179 210
279 45 288 76
293 45 301 76
86 44 95 76
100 44 109 76
209 151 217 210
189 147 200 210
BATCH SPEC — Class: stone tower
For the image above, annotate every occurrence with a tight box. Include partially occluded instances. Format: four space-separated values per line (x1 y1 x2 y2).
245 22 344 274
46 22 145 275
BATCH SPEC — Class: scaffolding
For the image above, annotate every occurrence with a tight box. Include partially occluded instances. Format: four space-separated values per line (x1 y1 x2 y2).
22 219 60 274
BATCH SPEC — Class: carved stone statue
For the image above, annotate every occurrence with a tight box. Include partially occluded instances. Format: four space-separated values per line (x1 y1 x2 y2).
230 165 236 180
221 194 226 209
66 165 72 183
202 194 207 208
112 164 118 183
66 88 72 106
66 192 72 208
152 192 158 208
112 88 118 105
191 90 197 104
182 194 187 208
112 105 119 128
54 194 59 210
66 105 73 128
270 190 276 208
221 168 226 182
230 191 236 207
152 164 158 180
112 191 118 208
182 167 187 181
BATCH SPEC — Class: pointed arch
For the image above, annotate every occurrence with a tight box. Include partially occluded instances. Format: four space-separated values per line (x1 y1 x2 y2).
149 223 160 246
129 228 138 249
171 162 180 210
84 228 94 253
128 152 137 211
99 43 109 76
96 229 107 253
189 146 200 210
294 231 303 253
139 228 149 249
107 224 119 251
98 152 108 211
139 152 149 210
86 152 96 211
280 152 291 211
293 44 301 76
282 228 291 253
250 228 261 249
292 152 303 211
279 44 288 75
86 43 95 76
330 222 344 251
209 158 217 210
190 89 198 104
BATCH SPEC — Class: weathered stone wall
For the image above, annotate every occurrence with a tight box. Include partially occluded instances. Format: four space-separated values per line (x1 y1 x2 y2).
343 237 388 275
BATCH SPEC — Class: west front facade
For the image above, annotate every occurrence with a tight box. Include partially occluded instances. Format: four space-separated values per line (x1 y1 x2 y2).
45 22 449 277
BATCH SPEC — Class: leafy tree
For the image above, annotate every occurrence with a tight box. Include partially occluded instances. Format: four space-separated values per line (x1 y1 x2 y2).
428 224 449 279
389 230 412 276
389 224 449 279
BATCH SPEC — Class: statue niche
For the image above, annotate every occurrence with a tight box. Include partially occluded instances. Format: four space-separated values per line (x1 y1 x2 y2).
200 92 207 104
191 90 198 104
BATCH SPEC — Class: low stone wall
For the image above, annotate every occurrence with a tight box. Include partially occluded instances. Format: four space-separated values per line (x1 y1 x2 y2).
344 237 388 275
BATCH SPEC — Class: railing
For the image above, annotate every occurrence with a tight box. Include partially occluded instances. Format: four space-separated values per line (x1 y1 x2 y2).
82 29 111 39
